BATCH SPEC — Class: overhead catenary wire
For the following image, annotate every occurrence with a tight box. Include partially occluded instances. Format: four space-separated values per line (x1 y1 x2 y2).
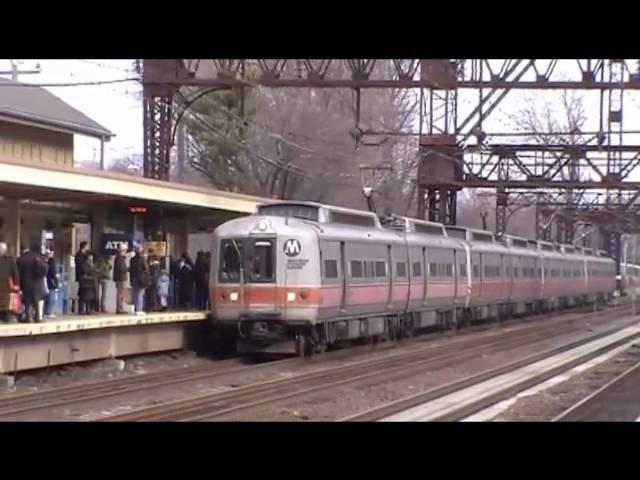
182 92 639 209
0 77 141 87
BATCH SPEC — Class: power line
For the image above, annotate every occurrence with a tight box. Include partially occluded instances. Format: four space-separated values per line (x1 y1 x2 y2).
0 60 41 81
0 78 140 87
77 60 135 73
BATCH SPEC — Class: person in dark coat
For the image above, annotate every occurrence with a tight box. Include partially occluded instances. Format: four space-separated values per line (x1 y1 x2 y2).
204 251 211 309
20 243 48 323
129 245 150 315
74 241 89 314
17 247 29 299
146 249 161 312
169 256 179 308
78 254 98 315
0 242 20 323
194 251 208 310
44 250 60 319
95 255 112 313
178 253 195 309
113 244 129 314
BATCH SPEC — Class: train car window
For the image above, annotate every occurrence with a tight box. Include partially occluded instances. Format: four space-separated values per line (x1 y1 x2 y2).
219 239 244 283
430 263 438 277
445 264 453 277
396 262 407 278
364 261 373 278
375 261 387 278
473 265 479 278
350 260 363 278
459 264 467 277
324 260 338 279
484 265 496 278
250 240 275 283
513 267 518 278
412 262 422 277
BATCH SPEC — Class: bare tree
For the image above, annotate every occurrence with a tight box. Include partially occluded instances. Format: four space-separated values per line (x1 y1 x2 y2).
177 61 420 211
497 89 590 239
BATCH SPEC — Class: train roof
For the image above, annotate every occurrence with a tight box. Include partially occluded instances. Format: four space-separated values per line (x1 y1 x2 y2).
253 201 615 261
445 225 495 243
382 215 447 237
256 201 381 229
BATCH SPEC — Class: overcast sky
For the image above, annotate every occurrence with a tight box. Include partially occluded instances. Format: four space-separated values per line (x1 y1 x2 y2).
2 59 640 180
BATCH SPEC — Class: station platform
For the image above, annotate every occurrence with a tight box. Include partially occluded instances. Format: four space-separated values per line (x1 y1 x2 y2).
0 311 208 375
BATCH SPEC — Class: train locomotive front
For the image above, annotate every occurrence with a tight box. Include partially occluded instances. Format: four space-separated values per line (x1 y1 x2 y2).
210 213 321 355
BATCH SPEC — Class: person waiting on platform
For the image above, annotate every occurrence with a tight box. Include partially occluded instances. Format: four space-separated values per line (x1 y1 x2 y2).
0 242 20 323
147 249 161 312
204 251 211 309
113 244 129 314
21 243 49 323
155 262 170 312
130 244 150 316
95 255 112 314
44 249 59 319
78 254 98 315
178 253 195 309
194 251 209 310
74 242 89 282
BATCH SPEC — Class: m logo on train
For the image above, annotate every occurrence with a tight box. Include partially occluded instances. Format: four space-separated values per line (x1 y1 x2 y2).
283 239 301 257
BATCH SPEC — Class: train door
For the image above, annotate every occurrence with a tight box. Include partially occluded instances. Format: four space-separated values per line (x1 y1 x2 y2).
403 241 411 311
422 246 428 306
387 244 393 307
236 239 278 313
500 253 505 301
505 254 513 303
453 250 459 304
339 241 347 312
479 252 484 300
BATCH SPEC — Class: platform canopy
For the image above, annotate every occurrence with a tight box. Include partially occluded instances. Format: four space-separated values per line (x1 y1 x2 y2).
0 158 270 215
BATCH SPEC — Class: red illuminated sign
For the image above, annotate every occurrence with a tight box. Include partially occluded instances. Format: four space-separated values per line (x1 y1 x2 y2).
128 206 147 214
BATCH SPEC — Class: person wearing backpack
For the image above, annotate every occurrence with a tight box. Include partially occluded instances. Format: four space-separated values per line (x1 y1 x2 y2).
20 242 48 323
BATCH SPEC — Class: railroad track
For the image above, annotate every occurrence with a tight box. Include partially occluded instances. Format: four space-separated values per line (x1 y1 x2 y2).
553 354 640 422
97 304 636 421
0 319 515 418
0 301 617 419
343 321 640 422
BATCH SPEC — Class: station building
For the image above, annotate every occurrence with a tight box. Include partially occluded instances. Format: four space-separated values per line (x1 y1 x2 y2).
0 78 272 377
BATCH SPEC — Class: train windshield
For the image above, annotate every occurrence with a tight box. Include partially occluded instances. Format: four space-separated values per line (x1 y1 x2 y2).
219 238 275 283
250 240 275 282
219 239 244 283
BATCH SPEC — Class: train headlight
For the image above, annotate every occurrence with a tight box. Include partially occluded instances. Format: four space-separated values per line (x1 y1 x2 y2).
230 292 239 302
257 220 268 231
287 292 296 302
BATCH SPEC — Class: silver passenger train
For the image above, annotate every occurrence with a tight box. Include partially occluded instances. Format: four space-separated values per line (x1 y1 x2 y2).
209 201 617 355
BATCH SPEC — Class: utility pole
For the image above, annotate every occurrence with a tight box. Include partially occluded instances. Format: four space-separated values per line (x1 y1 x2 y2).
0 60 42 81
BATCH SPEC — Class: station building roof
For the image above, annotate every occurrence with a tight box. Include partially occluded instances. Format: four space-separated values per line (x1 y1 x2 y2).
0 78 113 139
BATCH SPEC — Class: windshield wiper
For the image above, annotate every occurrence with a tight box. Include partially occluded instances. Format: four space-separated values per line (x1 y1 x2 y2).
231 239 244 284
